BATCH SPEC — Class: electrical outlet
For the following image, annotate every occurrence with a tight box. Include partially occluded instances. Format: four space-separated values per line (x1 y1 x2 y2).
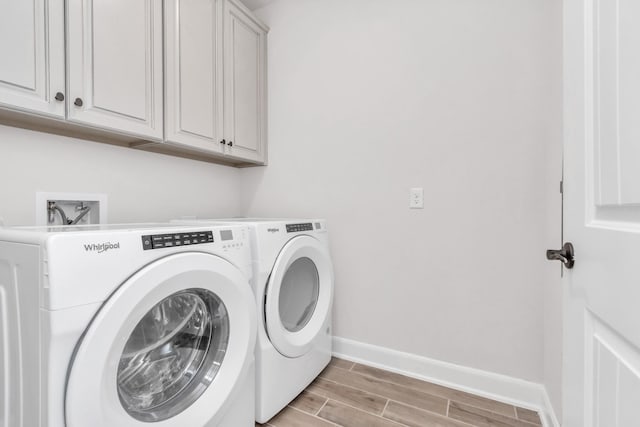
409 187 424 209
36 192 107 226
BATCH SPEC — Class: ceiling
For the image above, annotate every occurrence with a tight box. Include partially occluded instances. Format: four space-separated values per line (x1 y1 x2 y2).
239 0 276 10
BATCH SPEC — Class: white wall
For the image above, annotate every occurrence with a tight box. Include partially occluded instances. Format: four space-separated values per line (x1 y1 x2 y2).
0 124 242 226
244 0 563 397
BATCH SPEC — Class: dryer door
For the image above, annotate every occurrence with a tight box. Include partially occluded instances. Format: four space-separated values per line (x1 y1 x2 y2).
264 235 334 358
65 252 256 427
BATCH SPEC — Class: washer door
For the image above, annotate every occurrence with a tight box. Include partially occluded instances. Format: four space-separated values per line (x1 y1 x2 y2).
65 253 256 427
264 236 334 358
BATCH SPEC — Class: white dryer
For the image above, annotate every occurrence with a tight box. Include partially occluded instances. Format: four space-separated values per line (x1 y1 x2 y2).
0 223 256 427
173 218 334 423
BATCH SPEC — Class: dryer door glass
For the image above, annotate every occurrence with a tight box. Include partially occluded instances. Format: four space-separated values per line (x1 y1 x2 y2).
116 289 229 422
279 257 320 332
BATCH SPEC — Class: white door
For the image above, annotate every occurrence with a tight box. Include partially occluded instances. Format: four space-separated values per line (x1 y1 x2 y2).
223 0 268 163
164 0 225 153
264 236 334 358
65 253 256 427
563 0 640 425
66 0 163 140
0 0 65 117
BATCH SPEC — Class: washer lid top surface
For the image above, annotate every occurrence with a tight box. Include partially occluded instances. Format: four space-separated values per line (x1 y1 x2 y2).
65 252 256 427
264 235 334 358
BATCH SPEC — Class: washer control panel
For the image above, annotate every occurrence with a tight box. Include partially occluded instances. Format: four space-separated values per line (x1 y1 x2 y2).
142 230 214 250
286 223 313 233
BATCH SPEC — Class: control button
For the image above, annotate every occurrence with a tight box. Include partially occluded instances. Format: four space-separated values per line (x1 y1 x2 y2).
154 241 165 248
165 241 174 247
142 236 153 250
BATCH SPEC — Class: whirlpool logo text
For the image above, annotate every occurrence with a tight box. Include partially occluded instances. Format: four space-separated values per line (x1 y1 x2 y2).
83 242 121 253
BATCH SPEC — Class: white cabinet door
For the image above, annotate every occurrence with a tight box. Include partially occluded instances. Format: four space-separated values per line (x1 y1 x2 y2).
165 0 224 154
66 0 163 140
563 0 640 425
0 0 65 118
224 0 268 164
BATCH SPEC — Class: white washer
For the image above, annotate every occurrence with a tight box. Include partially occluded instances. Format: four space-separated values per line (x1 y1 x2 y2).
0 223 257 427
173 218 334 423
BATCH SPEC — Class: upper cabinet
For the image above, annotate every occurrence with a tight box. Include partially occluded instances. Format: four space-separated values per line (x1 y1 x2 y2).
0 0 65 118
163 0 268 164
0 0 267 166
0 0 163 141
66 0 164 140
223 0 268 163
164 0 225 155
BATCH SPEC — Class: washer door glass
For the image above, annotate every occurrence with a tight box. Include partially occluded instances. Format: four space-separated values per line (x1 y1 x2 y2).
117 289 229 422
278 257 320 332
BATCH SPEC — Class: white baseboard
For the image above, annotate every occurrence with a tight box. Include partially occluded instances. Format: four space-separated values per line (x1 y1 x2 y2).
332 336 560 427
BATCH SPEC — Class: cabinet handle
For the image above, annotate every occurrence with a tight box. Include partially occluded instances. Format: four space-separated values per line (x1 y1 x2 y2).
228 141 233 147
74 98 83 107
220 139 226 145
54 92 65 102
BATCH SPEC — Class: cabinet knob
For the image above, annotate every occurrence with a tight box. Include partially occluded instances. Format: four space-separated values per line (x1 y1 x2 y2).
228 140 233 147
220 139 226 145
74 98 83 107
54 92 65 102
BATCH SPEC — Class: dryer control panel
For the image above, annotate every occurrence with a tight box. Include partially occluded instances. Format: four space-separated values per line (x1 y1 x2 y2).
141 231 214 250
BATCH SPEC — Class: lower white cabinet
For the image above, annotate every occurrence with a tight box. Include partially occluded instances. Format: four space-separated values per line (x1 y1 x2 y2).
163 0 268 164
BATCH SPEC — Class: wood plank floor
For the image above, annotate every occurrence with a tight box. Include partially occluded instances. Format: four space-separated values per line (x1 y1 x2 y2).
257 358 542 427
